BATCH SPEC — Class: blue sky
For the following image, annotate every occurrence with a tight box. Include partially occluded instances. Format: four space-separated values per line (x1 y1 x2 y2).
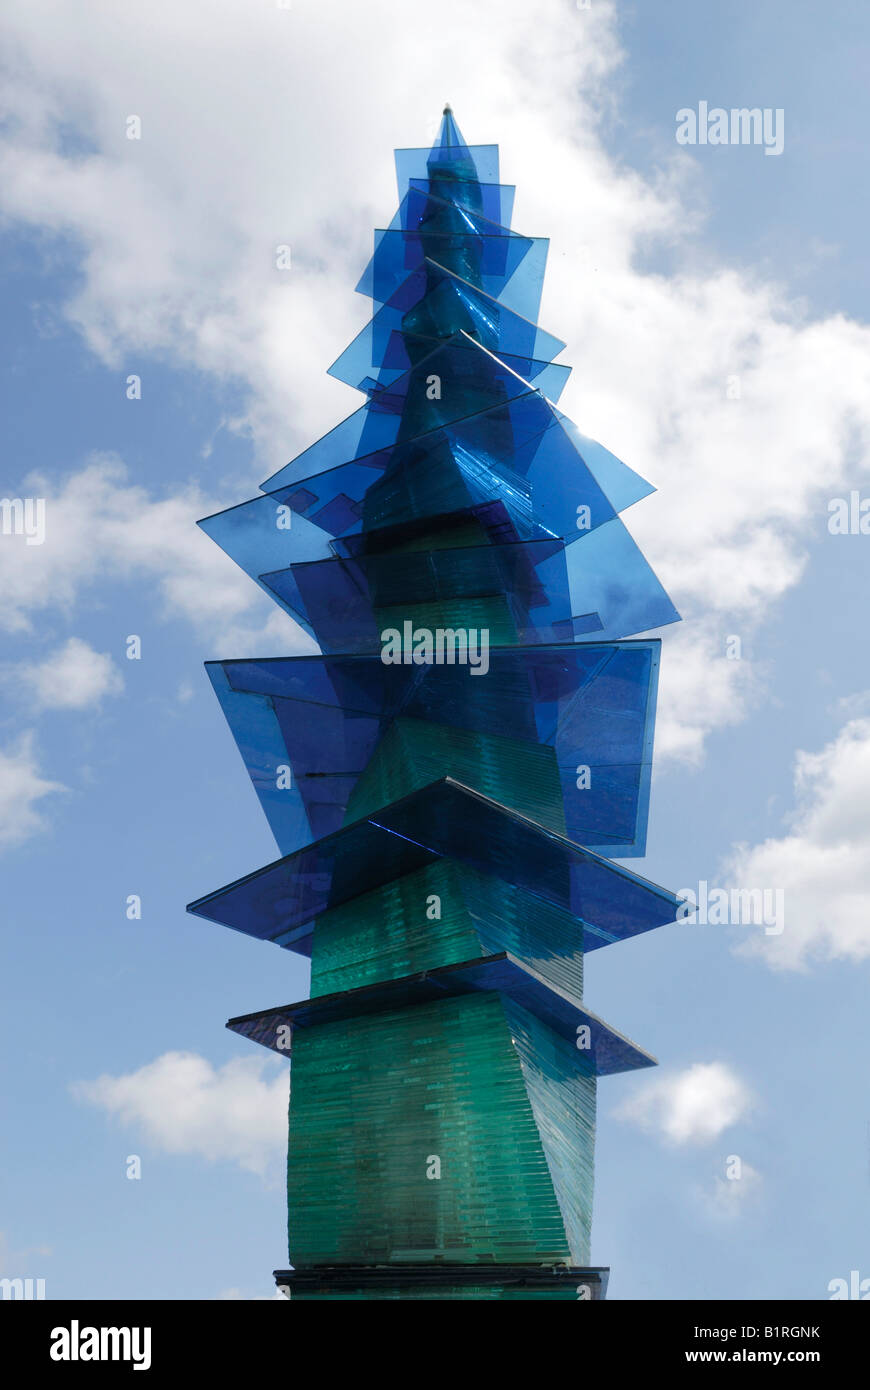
1 0 869 1300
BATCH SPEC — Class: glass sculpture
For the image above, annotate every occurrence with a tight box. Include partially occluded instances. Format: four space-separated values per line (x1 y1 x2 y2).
188 108 681 1301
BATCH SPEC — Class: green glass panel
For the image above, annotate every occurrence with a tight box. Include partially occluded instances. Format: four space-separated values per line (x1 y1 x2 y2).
342 716 567 835
461 867 584 998
309 860 480 997
287 992 573 1267
309 860 584 999
373 594 520 647
504 1000 596 1265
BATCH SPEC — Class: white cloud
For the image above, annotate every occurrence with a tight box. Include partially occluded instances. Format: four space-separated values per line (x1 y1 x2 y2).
0 455 310 653
653 628 758 766
72 1050 288 1177
18 636 123 709
615 1061 754 1144
728 714 870 970
0 1 869 758
0 731 66 849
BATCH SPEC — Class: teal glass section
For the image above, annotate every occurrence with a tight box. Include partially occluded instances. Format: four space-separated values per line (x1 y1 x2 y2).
504 1000 597 1265
309 859 482 997
308 860 584 1000
229 956 654 1078
286 992 574 1267
342 717 567 837
461 869 585 999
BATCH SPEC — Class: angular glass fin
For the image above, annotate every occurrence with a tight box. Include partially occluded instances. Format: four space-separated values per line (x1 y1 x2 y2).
186 778 679 956
401 177 516 233
329 260 566 392
565 518 681 640
395 144 500 195
205 641 659 857
356 209 541 306
227 952 657 1077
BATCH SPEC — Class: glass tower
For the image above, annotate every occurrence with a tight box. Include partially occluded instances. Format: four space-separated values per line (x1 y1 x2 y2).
188 109 680 1301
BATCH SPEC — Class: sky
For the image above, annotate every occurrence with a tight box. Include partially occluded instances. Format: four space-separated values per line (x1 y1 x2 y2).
1 0 869 1301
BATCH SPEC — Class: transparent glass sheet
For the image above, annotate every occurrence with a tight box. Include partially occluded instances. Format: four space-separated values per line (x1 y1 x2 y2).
356 221 541 307
402 177 516 233
207 640 659 854
395 144 500 195
227 951 656 1077
187 777 679 956
329 260 565 391
259 535 588 652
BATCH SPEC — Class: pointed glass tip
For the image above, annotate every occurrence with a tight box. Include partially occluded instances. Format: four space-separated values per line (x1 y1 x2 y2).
435 104 465 150
429 105 477 180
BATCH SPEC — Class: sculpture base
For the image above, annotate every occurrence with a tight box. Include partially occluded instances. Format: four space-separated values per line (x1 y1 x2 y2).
274 1266 609 1301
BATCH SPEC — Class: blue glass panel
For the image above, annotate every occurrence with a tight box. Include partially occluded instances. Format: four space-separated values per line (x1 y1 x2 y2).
206 663 310 851
196 495 332 614
226 952 656 1077
206 641 658 856
261 335 548 494
258 536 577 651
331 324 570 400
186 778 679 955
553 411 655 515
208 434 671 638
373 179 549 321
356 219 541 307
390 183 514 241
400 178 516 233
395 144 500 195
329 261 565 392
330 498 540 555
496 236 549 324
257 396 647 542
254 439 539 557
565 517 681 640
218 643 657 734
515 413 655 512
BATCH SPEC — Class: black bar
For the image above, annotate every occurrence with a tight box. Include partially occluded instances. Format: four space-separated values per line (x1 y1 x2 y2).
4 1298 862 1375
